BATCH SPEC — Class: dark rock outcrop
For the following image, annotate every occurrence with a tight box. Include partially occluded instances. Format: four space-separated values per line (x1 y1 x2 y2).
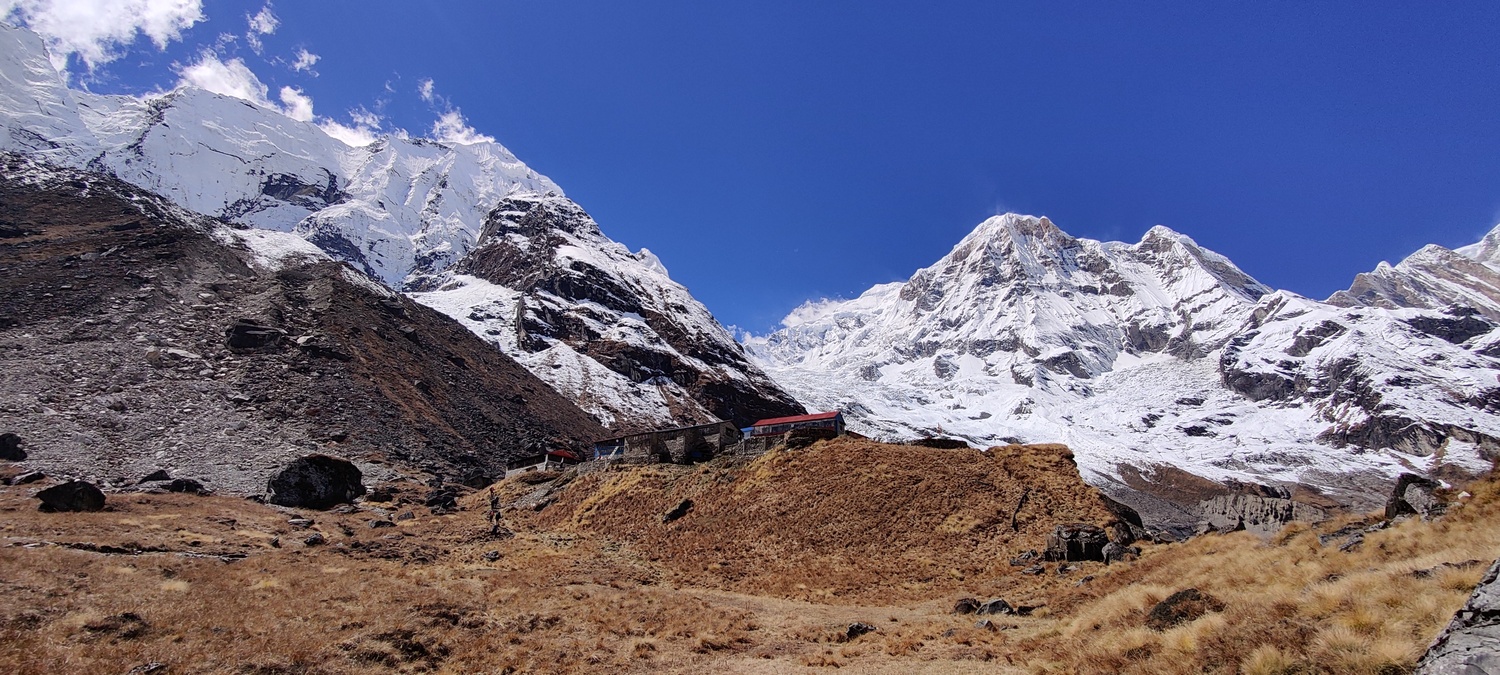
1197 494 1327 537
1044 523 1108 562
1102 542 1140 565
165 478 208 495
976 599 1015 616
1145 588 1225 631
0 432 24 460
1386 473 1445 520
9 470 44 485
1415 557 1500 673
36 480 106 512
266 455 365 509
661 498 694 523
224 318 286 350
845 622 878 640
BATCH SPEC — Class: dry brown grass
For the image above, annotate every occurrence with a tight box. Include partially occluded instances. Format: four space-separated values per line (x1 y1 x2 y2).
0 441 1495 674
520 439 1121 604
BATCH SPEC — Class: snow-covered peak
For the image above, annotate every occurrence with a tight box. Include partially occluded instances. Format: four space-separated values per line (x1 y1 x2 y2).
1456 223 1500 267
753 211 1500 525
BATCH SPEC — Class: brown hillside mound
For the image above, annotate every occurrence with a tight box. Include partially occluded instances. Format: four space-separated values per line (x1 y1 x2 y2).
516 438 1122 603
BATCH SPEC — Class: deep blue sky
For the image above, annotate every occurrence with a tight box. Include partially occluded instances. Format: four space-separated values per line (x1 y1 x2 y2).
51 1 1500 333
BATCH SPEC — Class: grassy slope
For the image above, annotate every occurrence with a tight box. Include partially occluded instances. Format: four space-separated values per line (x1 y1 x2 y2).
0 442 1495 673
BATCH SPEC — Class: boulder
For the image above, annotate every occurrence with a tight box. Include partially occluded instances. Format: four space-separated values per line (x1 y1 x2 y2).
1415 557 1500 673
845 622 878 640
1197 494 1327 538
1386 473 1445 520
36 481 106 512
224 318 285 350
976 599 1014 616
1145 588 1225 631
165 478 208 495
1044 523 1109 562
424 485 462 513
1102 542 1141 565
0 432 25 461
10 470 45 485
266 455 365 509
138 469 171 483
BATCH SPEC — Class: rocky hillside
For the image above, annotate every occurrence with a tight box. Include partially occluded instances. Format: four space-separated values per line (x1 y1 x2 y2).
0 157 606 493
0 23 799 431
749 214 1500 526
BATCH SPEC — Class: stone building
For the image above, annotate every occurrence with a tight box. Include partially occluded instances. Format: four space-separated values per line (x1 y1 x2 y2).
592 420 742 465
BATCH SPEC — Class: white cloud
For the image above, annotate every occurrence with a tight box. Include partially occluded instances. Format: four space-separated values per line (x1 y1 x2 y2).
245 3 276 54
1 0 204 69
291 48 319 74
417 78 435 103
278 85 312 122
177 51 270 106
247 3 277 35
319 107 382 147
176 51 322 126
431 109 492 145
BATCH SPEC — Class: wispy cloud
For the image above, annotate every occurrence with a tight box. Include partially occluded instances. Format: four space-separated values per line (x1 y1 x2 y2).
291 48 319 74
245 2 277 54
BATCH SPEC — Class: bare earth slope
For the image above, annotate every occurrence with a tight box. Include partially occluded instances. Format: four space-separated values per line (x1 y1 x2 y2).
0 158 605 492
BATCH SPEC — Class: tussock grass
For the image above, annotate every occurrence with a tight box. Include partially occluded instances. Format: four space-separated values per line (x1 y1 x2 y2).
1021 472 1500 673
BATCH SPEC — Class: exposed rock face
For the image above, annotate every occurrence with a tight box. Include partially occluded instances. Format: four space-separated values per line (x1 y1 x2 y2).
266 455 366 510
0 160 606 494
36 480 106 512
1145 588 1225 631
1386 473 1445 520
1044 523 1109 562
0 432 23 460
1198 494 1327 537
422 196 804 430
1415 557 1500 674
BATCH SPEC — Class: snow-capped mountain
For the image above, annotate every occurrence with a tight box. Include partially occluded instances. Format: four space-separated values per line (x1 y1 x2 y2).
0 24 800 430
749 213 1500 518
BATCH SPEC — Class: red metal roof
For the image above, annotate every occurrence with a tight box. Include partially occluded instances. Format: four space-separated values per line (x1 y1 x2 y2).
750 411 841 427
